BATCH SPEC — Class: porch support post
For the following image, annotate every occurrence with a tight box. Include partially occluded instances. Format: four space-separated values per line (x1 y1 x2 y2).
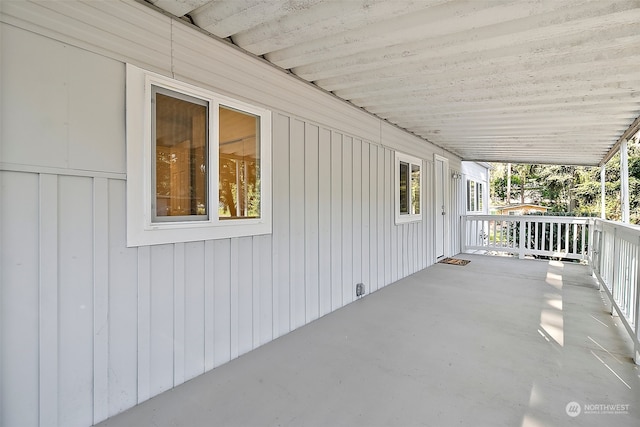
600 165 606 219
620 139 630 223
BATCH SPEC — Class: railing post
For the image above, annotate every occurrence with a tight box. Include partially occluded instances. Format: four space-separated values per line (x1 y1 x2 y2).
600 166 606 219
461 215 466 253
518 218 526 259
634 235 640 364
621 139 630 223
611 226 619 317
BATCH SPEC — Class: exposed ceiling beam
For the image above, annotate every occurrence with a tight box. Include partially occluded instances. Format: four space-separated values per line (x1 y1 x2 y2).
600 115 640 166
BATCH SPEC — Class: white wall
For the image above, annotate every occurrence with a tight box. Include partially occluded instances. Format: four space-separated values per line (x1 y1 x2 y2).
0 2 466 426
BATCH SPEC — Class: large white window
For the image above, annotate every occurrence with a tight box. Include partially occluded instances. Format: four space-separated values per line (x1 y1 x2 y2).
126 64 271 246
395 152 422 224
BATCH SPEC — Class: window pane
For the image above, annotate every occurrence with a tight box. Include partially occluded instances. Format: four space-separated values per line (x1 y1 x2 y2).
399 161 409 214
411 164 420 214
478 183 483 210
469 180 476 211
219 106 260 219
153 87 208 220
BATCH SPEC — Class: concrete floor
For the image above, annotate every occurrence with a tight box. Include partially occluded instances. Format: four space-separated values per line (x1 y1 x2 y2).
97 254 640 427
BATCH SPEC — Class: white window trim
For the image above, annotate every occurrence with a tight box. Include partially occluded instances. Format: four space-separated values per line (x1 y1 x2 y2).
395 152 423 224
126 64 272 247
466 179 484 213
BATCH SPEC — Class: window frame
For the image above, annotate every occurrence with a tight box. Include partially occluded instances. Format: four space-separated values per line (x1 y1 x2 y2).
395 152 423 224
467 179 476 211
466 179 484 213
126 64 272 246
151 85 210 223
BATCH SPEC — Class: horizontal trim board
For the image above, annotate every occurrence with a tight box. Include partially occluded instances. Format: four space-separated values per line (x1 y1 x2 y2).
0 163 127 180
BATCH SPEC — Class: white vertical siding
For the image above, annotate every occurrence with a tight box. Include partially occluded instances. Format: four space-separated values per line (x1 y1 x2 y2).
352 139 363 298
304 123 320 323
1 172 40 427
39 174 59 427
330 132 344 310
342 137 354 305
58 176 94 427
362 143 371 293
212 239 231 367
318 128 332 317
272 114 291 337
107 180 138 415
289 119 306 330
384 149 394 284
184 241 206 381
93 178 110 425
0 4 466 427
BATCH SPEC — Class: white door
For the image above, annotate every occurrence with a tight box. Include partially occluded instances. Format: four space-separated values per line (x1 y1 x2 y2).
435 155 448 259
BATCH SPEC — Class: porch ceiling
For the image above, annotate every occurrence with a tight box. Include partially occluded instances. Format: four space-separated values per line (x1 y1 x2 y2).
146 0 640 166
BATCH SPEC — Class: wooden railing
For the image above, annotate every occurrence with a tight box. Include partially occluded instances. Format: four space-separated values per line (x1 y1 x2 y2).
590 219 640 364
461 215 640 363
462 215 590 260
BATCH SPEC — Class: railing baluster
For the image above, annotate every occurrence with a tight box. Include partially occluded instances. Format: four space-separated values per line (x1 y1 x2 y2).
557 222 562 254
581 222 586 259
519 218 526 259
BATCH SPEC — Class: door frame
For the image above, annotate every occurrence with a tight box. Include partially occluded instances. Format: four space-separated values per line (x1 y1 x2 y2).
434 154 450 260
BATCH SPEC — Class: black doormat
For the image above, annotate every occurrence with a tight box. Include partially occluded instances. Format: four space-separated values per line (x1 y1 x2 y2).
438 257 471 266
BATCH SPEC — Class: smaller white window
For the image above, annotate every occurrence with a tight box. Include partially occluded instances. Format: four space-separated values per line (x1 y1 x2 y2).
467 179 484 213
467 180 476 211
395 152 422 224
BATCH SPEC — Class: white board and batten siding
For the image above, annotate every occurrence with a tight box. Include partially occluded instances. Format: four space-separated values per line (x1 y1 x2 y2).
0 2 470 426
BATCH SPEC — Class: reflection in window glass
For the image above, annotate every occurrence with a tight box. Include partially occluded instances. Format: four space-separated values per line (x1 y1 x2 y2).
411 164 420 214
478 183 483 210
399 161 409 214
153 86 208 220
219 106 260 219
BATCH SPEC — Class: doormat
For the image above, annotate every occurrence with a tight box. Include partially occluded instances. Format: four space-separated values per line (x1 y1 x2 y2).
438 257 470 266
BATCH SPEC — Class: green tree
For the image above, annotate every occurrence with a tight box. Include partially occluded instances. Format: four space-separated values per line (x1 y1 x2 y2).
489 136 640 224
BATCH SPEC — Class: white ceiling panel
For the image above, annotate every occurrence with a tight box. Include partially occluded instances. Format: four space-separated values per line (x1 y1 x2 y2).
145 0 640 165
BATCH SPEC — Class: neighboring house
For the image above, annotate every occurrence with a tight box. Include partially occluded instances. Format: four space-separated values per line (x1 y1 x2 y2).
461 162 491 215
0 2 489 427
493 204 550 215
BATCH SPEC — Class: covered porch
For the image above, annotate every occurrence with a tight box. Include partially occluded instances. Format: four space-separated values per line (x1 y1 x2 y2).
98 254 640 427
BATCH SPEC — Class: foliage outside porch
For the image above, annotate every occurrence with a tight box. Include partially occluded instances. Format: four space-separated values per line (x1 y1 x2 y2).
490 137 640 223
